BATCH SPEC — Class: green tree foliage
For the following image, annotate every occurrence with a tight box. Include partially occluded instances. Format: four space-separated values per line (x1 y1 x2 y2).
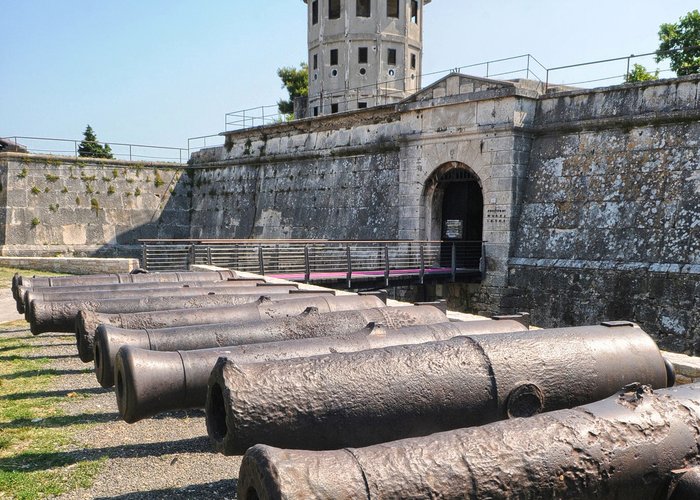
625 64 659 83
657 10 700 76
78 125 114 159
277 63 309 115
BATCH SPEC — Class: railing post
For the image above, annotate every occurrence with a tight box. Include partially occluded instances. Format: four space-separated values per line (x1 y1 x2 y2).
384 244 390 288
207 245 212 265
129 144 132 162
141 243 147 270
258 245 265 275
187 244 195 269
545 68 550 93
419 243 425 285
451 242 457 283
304 245 311 283
74 140 78 158
526 55 531 80
346 245 352 289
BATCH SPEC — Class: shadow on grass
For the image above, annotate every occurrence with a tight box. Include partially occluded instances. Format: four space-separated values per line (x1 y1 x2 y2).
93 479 238 499
2 386 111 400
0 436 217 473
0 368 90 380
0 353 76 362
3 411 120 429
0 344 32 353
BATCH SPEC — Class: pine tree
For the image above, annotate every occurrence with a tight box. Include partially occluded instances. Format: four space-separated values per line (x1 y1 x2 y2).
78 125 114 159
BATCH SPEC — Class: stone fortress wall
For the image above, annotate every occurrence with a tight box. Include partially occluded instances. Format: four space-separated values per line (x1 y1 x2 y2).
0 154 191 257
2 74 699 351
507 77 700 352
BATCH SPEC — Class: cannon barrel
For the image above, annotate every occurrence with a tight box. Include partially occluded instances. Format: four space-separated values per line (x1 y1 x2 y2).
206 322 671 455
27 285 306 336
668 467 700 500
238 383 700 500
96 303 456 388
114 314 529 422
18 278 265 314
14 270 238 307
24 283 296 318
76 293 383 362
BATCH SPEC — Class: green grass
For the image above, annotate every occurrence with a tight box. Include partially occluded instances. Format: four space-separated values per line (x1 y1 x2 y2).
0 267 68 290
0 325 105 498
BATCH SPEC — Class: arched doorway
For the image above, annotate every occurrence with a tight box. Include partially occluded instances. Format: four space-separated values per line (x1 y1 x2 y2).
424 162 483 269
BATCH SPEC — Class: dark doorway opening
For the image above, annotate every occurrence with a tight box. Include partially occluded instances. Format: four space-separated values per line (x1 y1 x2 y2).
429 166 483 269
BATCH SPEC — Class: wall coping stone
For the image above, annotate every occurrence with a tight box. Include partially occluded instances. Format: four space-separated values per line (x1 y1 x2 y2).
0 152 183 169
0 256 139 274
509 257 700 273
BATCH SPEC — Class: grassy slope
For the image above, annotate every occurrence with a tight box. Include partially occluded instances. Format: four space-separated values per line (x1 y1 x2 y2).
0 267 104 499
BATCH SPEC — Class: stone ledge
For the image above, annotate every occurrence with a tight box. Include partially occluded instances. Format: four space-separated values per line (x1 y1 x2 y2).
663 351 700 383
0 256 139 275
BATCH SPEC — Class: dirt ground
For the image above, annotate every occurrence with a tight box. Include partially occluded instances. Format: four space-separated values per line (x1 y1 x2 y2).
4 325 242 499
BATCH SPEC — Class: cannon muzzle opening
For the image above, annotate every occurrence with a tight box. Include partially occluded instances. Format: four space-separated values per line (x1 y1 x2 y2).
95 326 151 387
115 346 189 423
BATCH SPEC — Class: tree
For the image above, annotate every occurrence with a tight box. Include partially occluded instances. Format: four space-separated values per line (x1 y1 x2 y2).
277 63 309 116
78 125 114 159
657 10 700 76
625 64 659 83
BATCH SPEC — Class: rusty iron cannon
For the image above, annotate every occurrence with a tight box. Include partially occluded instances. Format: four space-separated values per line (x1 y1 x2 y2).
97 303 457 388
23 283 294 319
238 383 699 500
206 322 672 455
26 284 311 335
113 314 529 422
13 269 238 307
76 293 384 362
18 278 265 314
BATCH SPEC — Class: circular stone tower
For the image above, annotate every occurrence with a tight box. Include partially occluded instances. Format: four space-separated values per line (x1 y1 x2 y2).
303 0 431 117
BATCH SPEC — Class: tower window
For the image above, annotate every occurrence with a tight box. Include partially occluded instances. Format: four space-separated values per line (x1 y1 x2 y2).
387 0 399 18
358 47 368 64
357 0 371 17
331 103 339 113
312 1 318 24
388 48 397 65
410 53 416 69
329 0 341 19
313 54 318 70
411 0 418 23
330 49 338 65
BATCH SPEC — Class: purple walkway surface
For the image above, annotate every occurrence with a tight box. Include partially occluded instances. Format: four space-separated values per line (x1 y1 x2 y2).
268 267 456 281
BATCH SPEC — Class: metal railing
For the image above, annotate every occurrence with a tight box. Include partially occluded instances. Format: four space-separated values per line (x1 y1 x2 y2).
225 105 288 130
0 136 187 164
140 239 485 287
220 45 699 133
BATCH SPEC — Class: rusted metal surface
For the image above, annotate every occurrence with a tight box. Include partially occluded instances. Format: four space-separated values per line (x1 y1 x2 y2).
27 286 306 336
75 294 385 362
97 304 452 388
13 270 238 305
17 279 265 313
113 314 530 421
206 322 670 454
237 384 700 500
25 284 296 318
668 467 700 500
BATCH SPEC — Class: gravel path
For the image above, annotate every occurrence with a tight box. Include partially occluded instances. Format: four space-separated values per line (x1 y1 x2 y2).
6 326 242 499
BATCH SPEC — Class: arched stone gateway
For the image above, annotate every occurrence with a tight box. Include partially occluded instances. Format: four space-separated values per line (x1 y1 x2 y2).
423 162 484 268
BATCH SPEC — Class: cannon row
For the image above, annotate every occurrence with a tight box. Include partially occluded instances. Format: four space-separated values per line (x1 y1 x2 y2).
12 269 691 499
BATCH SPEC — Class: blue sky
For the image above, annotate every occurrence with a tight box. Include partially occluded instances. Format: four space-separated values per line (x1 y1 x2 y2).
1 0 698 152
